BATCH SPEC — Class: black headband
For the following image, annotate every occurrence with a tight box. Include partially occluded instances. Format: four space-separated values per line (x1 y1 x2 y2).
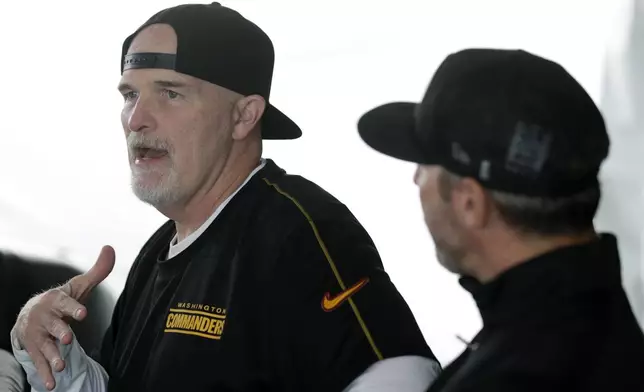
123 53 177 71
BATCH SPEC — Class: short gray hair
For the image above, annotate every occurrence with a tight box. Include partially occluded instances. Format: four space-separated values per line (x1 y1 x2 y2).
438 170 600 235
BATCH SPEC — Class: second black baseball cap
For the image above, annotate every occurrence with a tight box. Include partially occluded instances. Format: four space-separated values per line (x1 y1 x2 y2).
121 2 301 140
358 48 610 197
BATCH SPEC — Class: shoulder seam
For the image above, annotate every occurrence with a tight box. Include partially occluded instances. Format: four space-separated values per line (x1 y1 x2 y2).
262 177 383 361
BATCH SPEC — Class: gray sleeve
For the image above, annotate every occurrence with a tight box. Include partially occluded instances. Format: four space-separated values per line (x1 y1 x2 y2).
0 348 25 392
12 333 108 392
343 356 441 392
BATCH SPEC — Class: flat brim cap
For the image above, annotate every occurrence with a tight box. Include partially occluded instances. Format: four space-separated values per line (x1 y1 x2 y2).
261 104 301 140
357 102 431 164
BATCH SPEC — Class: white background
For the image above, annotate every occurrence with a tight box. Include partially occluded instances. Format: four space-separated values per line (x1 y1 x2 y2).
0 0 641 365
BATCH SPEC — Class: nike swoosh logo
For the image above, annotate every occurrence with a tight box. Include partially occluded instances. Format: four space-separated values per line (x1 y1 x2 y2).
321 278 369 312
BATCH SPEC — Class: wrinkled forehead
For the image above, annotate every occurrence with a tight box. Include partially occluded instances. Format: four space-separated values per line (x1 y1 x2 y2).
126 23 177 55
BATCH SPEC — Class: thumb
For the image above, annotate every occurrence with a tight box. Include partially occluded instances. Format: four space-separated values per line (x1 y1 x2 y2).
66 245 115 301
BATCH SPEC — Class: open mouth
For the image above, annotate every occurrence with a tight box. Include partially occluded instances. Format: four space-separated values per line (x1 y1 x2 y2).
133 147 168 162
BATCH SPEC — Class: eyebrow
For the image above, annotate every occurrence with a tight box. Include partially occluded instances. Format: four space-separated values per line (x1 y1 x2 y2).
117 79 191 92
155 80 190 89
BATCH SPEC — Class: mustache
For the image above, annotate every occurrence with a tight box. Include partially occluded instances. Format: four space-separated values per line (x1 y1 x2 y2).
127 133 171 153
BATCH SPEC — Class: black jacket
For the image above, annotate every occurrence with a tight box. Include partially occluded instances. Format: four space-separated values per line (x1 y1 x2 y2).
428 234 644 391
99 159 435 392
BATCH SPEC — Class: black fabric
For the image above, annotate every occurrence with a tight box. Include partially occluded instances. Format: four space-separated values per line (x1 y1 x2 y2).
358 48 609 198
122 53 176 71
0 252 115 392
98 159 435 392
121 2 301 140
427 234 644 392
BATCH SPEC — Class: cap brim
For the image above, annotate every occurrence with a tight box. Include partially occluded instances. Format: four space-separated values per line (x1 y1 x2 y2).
261 104 302 140
357 102 428 164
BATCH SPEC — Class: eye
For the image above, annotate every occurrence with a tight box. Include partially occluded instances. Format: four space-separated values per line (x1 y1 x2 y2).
122 91 138 101
163 89 180 99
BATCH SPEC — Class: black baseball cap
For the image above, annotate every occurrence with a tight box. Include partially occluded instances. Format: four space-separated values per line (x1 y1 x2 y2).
121 2 301 140
358 49 610 197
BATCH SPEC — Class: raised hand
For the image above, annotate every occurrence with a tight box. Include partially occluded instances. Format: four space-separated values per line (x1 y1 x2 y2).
11 245 115 390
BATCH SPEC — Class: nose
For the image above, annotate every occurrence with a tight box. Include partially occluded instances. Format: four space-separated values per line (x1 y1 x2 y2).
125 96 156 133
413 166 421 185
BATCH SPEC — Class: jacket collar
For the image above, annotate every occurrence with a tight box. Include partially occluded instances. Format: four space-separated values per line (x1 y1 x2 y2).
459 234 622 326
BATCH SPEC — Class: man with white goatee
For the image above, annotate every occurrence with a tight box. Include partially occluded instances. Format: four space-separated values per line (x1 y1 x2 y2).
10 3 440 392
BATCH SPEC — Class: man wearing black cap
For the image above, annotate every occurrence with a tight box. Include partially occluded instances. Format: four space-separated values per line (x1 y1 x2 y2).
10 3 439 392
358 48 644 391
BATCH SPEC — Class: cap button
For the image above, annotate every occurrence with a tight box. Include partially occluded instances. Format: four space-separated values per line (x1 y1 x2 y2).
211 2 221 5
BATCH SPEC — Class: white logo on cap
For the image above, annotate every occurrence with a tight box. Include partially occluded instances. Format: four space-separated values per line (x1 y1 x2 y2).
505 121 552 176
451 142 471 165
479 160 491 180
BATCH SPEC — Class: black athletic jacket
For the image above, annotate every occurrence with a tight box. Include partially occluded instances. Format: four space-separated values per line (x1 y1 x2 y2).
99 159 436 392
427 234 644 391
